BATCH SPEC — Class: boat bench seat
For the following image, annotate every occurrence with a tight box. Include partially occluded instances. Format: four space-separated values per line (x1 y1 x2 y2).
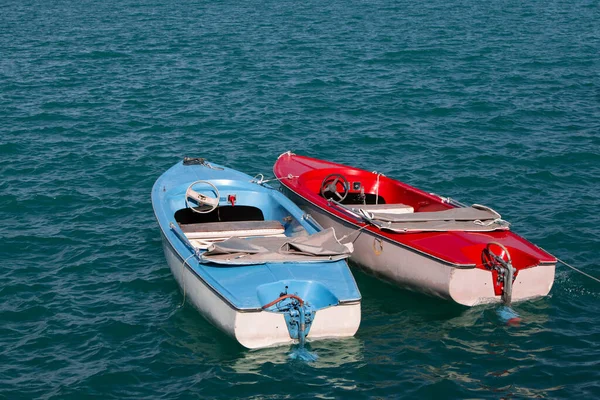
180 220 286 240
353 203 414 215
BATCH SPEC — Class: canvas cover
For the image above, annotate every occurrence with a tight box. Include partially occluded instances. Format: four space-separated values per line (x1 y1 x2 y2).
360 204 510 233
200 227 353 265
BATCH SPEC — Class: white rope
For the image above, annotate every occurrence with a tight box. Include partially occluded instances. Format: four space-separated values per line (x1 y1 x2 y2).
558 258 600 284
252 173 265 183
473 218 503 227
372 171 384 205
178 253 196 308
204 162 223 170
277 150 296 159
376 173 380 205
251 174 298 185
339 223 372 244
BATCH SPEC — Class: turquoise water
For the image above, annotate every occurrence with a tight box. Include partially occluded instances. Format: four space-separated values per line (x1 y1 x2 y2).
2 0 599 398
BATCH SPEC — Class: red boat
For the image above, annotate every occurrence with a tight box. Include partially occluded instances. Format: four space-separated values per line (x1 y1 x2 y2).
273 152 556 306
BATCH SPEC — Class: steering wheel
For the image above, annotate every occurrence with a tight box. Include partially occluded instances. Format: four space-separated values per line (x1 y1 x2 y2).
481 242 512 270
320 174 349 202
185 180 220 214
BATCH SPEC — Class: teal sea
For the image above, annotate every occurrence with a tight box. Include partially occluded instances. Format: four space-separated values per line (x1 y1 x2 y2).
2 0 599 398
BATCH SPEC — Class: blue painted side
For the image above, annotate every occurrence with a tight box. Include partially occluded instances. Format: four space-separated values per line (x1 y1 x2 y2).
256 280 340 310
152 160 361 311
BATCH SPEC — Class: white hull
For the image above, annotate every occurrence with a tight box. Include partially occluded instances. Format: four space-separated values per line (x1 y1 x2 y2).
162 236 361 348
294 198 555 307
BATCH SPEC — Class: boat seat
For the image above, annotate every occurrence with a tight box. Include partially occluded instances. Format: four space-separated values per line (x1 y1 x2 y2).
353 203 414 215
180 220 286 240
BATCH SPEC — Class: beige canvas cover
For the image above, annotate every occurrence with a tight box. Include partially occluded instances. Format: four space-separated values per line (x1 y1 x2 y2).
360 204 510 233
200 227 353 265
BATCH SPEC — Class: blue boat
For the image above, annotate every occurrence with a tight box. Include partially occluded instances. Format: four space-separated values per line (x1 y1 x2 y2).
152 158 362 349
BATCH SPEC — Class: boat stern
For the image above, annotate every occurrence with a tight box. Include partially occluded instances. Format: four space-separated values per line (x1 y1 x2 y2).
232 280 361 349
449 263 556 306
233 302 361 349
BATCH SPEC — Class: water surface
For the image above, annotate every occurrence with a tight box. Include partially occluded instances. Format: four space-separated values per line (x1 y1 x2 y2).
1 0 599 398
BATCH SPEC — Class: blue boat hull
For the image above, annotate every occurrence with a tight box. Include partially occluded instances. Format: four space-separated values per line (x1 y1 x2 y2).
152 159 361 348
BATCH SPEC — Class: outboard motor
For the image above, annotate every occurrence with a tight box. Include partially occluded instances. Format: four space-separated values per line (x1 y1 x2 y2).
258 280 340 345
482 242 517 305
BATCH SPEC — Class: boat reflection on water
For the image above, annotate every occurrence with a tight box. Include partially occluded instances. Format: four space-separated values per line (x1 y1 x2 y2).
355 265 552 331
159 305 365 371
227 337 365 373
436 295 551 332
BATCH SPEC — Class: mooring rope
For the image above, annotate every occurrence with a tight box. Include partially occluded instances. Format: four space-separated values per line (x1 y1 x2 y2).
372 171 384 205
558 258 600 284
339 223 372 244
251 173 299 185
261 294 305 309
178 253 196 308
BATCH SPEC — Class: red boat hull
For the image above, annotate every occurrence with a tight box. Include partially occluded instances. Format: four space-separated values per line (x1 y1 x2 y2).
274 152 556 306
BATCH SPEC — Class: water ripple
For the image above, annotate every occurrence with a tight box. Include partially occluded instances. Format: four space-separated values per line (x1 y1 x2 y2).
1 0 599 398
